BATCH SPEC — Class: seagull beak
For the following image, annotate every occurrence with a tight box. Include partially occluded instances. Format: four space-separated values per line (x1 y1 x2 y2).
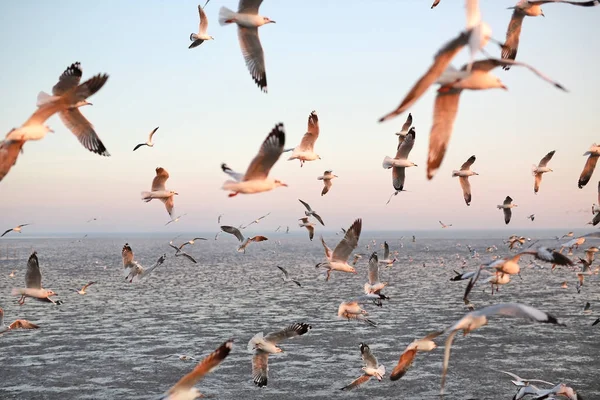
541 12 545 17
86 101 93 106
281 183 288 187
49 128 55 134
270 20 276 24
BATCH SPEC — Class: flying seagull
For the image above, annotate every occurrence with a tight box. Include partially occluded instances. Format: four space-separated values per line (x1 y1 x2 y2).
298 217 315 241
364 252 388 295
165 213 187 226
12 252 58 305
338 300 377 326
439 303 566 395
31 62 110 155
141 167 178 219
218 0 276 92
189 0 214 49
122 244 166 282
498 196 518 224
383 128 417 201
276 266 301 287
220 225 268 253
439 221 452 229
502 0 600 69
159 339 232 399
527 214 535 222
498 370 554 388
316 218 362 280
452 155 478 206
1 224 31 237
533 150 555 193
221 123 287 196
340 343 385 390
133 127 159 151
71 281 96 295
298 199 324 226
317 170 338 196
395 113 413 138
241 212 271 229
168 242 198 264
287 111 321 167
249 322 311 387
579 143 600 188
390 332 439 380
0 308 39 335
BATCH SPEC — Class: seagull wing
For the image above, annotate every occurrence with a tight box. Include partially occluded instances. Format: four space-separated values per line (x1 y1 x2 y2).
25 252 42 289
384 241 390 260
470 59 567 91
177 252 197 264
579 153 599 188
1 228 13 237
168 339 233 394
297 111 319 151
534 173 542 194
243 123 285 181
306 225 315 241
148 126 159 142
322 179 332 196
152 167 170 191
312 212 325 226
133 143 147 151
367 252 379 285
221 226 245 242
340 375 371 390
392 166 405 191
298 199 312 212
473 303 565 326
321 236 333 259
82 281 96 291
459 176 472 206
390 349 417 381
503 196 513 206
501 9 525 68
331 219 362 263
428 88 462 180
252 350 269 387
360 343 378 369
122 243 135 266
504 208 512 224
0 139 25 183
52 62 83 95
198 4 209 34
221 163 244 182
237 26 267 92
276 265 290 279
396 129 415 160
161 196 175 218
264 322 311 344
238 0 263 14
400 113 413 133
57 108 110 156
460 155 476 170
8 320 40 330
538 150 555 167
465 0 481 28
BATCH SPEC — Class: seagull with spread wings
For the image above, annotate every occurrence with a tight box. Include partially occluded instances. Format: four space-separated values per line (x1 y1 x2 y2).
337 300 377 326
220 225 268 253
287 111 321 167
249 322 311 387
298 217 315 241
316 219 362 280
221 123 287 196
498 370 554 388
165 213 187 226
298 199 324 226
452 155 478 206
439 221 453 229
133 127 159 151
502 0 600 69
579 143 600 188
364 252 388 295
141 167 178 219
189 0 214 49
159 339 232 399
122 243 167 282
71 281 96 295
533 150 555 194
276 266 301 287
0 308 39 335
390 332 440 381
12 252 58 305
168 241 198 264
498 196 518 224
383 128 417 203
241 212 271 229
219 0 275 92
1 224 31 237
317 170 338 196
340 343 385 390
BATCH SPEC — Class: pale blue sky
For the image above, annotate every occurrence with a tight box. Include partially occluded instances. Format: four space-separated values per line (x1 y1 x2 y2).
0 1 598 233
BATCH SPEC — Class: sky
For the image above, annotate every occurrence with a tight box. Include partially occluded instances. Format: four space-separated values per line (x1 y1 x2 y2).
0 1 598 234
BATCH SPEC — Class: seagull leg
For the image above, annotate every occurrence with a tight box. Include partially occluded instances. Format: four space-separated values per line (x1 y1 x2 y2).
18 295 25 305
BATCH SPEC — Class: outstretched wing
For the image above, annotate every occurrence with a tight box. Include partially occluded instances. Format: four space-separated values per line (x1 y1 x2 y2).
579 154 599 188
252 351 269 387
538 150 555 167
331 219 362 263
340 375 370 391
428 88 462 180
264 322 311 344
459 176 471 206
501 9 525 68
220 226 244 242
152 167 170 191
25 252 42 289
460 155 476 170
297 111 319 152
367 252 379 285
244 124 285 181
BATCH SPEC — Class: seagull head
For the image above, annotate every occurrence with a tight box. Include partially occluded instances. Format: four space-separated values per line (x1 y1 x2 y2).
46 289 57 297
263 17 276 24
274 180 288 188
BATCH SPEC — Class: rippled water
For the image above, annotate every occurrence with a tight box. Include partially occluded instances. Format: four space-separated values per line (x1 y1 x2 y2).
0 231 598 399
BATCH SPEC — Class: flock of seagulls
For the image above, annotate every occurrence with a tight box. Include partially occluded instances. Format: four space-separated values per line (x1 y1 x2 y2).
1 0 599 398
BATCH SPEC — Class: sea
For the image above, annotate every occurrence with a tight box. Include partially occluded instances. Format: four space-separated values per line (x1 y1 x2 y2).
0 229 598 399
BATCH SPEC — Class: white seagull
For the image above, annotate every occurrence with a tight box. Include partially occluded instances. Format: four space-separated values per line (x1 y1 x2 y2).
395 113 413 138
276 266 301 287
221 123 287 196
141 167 178 219
249 322 311 387
498 196 518 224
133 127 159 151
498 370 554 388
439 221 453 229
337 300 377 326
383 128 417 202
533 150 555 194
298 217 315 241
298 199 324 226
189 0 214 49
241 212 271 229
317 170 338 196
390 331 440 381
452 155 478 206
364 252 388 295
340 343 386 390
579 143 600 188
316 219 362 280
220 225 268 253
1 224 31 237
219 0 275 92
12 252 58 305
287 111 321 167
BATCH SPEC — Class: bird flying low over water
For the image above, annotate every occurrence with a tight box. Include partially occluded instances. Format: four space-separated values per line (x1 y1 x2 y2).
0 308 39 335
72 281 96 295
219 0 276 92
316 219 362 280
579 143 600 188
189 0 214 49
340 343 385 390
12 252 59 305
133 127 159 151
298 217 315 241
220 225 268 253
452 155 478 206
141 167 178 219
221 123 287 196
298 199 324 226
1 224 31 237
276 266 301 287
390 331 440 381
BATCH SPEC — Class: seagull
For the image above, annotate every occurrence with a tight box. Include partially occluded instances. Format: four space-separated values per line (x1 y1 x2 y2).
452 155 478 206
241 212 271 229
141 167 178 219
498 196 518 224
502 0 600 69
87 217 97 223
189 0 214 49
340 343 385 390
133 127 159 151
298 217 315 241
439 221 452 229
122 243 163 283
498 370 555 388
298 199 324 226
534 383 582 400
218 0 275 92
378 2 493 122
276 266 301 287
0 308 39 335
364 252 388 296
383 128 417 198
178 237 208 250
9 270 16 278
533 150 555 194
395 113 413 138
249 322 311 387
390 332 440 380
527 214 535 222
12 252 58 305
579 143 600 188
583 302 592 314
159 339 232 400
28 62 110 155
439 303 566 395
316 219 362 280
337 301 377 326
287 111 321 167
218 214 224 224
378 242 397 267
317 170 338 196
165 213 187 226
221 123 287 196
168 242 198 264
1 224 31 237
431 0 442 8
220 226 268 253
71 281 96 295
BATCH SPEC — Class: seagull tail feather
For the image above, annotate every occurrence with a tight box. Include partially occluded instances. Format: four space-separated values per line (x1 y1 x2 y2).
218 6 236 26
382 156 394 169
36 91 56 107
